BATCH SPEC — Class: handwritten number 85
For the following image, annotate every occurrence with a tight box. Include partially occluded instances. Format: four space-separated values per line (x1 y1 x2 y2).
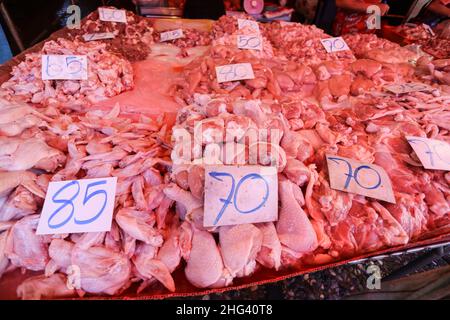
210 172 269 225
328 157 381 190
48 180 108 229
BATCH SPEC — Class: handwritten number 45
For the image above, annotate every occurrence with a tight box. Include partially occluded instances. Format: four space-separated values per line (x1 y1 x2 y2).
328 157 381 190
48 180 108 229
209 172 269 225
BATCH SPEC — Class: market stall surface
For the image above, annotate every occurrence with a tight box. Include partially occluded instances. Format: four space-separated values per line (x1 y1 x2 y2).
0 8 449 300
189 246 450 300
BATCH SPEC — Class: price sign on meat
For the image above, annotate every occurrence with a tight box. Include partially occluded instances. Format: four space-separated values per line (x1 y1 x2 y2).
237 19 260 33
98 8 127 23
406 136 450 171
83 32 115 41
237 34 262 51
204 166 278 227
384 82 433 94
215 63 255 83
160 29 184 42
42 55 88 80
326 155 395 203
320 37 350 53
36 177 117 235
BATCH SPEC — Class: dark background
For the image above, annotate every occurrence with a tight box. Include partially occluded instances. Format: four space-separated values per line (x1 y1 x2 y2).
0 0 135 55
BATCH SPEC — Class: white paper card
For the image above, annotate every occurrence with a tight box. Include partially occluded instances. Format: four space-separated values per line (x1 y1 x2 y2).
384 82 434 94
83 32 115 41
406 136 450 171
36 177 117 235
237 19 260 33
41 55 88 80
237 34 263 51
320 37 350 53
215 63 255 83
160 29 184 42
98 8 127 23
326 155 395 203
204 166 278 227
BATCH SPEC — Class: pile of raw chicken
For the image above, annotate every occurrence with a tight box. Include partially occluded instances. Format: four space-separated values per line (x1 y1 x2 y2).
397 23 450 60
0 10 449 300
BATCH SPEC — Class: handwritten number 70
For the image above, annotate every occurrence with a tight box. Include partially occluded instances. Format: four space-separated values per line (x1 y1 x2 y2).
328 157 381 190
209 172 269 225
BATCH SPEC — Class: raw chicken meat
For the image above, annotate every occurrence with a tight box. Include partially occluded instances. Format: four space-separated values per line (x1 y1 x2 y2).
69 7 155 62
115 208 163 246
71 245 131 295
0 137 65 172
0 38 134 109
184 227 230 288
5 215 49 271
219 224 263 278
276 179 318 256
255 222 282 270
132 242 175 292
0 10 449 299
17 274 75 300
0 230 9 278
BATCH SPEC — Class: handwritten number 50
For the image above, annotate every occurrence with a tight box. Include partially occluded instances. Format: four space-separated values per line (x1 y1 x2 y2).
48 180 108 229
209 172 269 225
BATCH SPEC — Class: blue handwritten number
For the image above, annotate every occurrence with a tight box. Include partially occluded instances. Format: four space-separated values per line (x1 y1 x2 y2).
66 56 82 74
353 165 381 190
234 174 269 214
239 36 261 49
333 38 344 50
408 139 434 166
209 172 269 225
48 181 80 229
329 157 353 188
209 172 235 225
433 143 450 164
322 39 333 52
328 157 381 190
74 180 108 225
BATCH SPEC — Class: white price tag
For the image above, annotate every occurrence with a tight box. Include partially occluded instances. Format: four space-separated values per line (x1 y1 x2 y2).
204 166 278 227
237 34 262 51
98 8 127 23
83 32 115 41
36 177 117 235
326 155 395 203
406 136 450 171
237 19 260 33
320 37 350 53
160 29 184 42
41 55 88 80
215 63 255 83
384 82 434 94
